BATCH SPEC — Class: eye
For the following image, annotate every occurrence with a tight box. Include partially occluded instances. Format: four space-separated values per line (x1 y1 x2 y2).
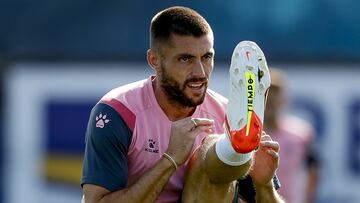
179 56 191 62
202 53 213 61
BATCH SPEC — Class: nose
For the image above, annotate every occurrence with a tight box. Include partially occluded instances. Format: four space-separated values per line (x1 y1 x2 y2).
192 59 206 78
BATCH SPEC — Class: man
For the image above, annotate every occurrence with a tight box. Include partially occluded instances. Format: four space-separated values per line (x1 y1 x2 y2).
82 6 283 202
264 68 320 203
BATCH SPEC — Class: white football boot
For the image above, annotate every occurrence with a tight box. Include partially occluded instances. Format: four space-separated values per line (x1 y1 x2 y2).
224 41 271 153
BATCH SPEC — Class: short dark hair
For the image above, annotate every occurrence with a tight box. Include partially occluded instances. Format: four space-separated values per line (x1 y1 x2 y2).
150 6 212 50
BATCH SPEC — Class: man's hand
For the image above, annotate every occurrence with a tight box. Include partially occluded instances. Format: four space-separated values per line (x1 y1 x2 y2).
250 132 280 187
166 117 214 166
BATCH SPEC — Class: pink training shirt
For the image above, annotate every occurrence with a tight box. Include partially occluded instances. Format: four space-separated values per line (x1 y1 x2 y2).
98 76 227 202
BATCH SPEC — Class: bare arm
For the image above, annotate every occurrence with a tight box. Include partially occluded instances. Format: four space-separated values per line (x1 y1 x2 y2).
83 117 214 203
83 156 175 203
305 162 320 203
304 144 320 203
255 183 285 203
251 134 285 203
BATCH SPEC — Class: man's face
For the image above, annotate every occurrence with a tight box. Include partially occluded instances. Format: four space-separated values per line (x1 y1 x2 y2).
158 33 214 107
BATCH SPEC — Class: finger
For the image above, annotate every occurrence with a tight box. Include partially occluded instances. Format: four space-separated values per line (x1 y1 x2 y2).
204 128 213 133
261 134 272 142
189 118 214 131
190 125 213 136
182 117 213 131
260 141 280 152
267 149 280 161
193 118 214 127
191 118 198 127
182 118 199 131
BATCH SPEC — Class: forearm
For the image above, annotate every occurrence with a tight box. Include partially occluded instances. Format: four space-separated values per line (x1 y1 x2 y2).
86 157 176 203
305 166 319 203
255 183 284 203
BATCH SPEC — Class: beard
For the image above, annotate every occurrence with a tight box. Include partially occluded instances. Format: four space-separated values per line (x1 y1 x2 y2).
160 65 208 108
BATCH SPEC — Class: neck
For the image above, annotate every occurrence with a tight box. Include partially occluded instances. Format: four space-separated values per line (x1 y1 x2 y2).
152 78 196 121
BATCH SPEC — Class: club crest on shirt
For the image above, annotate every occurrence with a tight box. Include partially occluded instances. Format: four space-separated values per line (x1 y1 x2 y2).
95 113 110 128
145 139 159 153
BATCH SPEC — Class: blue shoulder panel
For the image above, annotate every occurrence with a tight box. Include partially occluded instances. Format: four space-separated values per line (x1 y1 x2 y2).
81 103 132 191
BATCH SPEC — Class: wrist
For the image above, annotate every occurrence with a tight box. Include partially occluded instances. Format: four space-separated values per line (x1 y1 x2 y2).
254 178 274 189
255 181 274 192
163 152 178 170
255 183 284 203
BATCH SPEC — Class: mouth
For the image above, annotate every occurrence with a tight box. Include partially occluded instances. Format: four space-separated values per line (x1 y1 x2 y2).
187 82 206 94
188 82 203 89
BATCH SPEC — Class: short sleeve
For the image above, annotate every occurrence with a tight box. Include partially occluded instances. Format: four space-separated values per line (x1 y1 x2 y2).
81 103 133 191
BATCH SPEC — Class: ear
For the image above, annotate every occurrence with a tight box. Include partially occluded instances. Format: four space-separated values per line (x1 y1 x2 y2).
147 49 160 71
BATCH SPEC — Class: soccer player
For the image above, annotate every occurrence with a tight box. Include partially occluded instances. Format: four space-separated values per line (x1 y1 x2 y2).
81 6 283 202
264 68 319 203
